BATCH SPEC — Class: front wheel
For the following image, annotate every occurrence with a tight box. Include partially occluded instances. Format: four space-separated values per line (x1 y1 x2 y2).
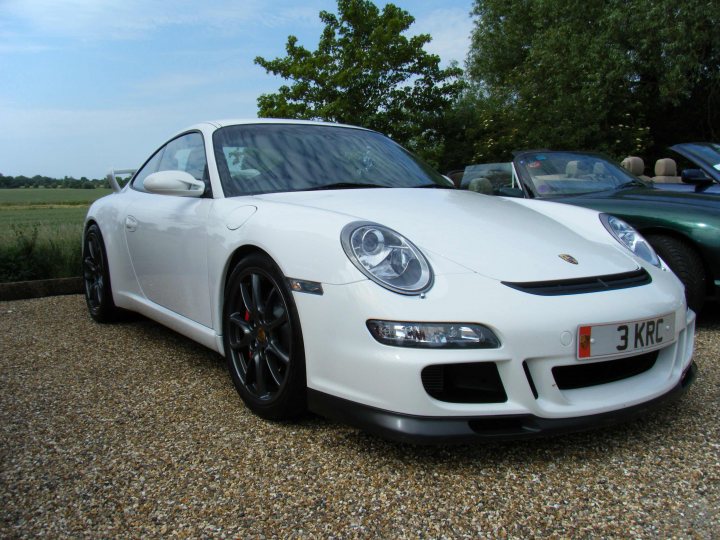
223 253 307 420
646 234 706 313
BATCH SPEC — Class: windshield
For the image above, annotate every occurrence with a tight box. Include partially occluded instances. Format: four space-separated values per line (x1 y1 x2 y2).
514 152 642 197
458 163 513 190
213 124 449 197
676 143 720 171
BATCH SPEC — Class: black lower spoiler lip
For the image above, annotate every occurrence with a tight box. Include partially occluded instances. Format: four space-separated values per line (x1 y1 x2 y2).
307 362 697 445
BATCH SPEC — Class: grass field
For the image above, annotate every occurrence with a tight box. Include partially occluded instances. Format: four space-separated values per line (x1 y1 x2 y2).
0 189 113 282
0 187 113 206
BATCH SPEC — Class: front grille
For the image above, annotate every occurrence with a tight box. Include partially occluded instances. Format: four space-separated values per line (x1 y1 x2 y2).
502 268 651 296
421 362 507 403
552 350 658 390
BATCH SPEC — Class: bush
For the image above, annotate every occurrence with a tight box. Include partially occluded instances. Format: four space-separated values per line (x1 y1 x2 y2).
0 224 82 282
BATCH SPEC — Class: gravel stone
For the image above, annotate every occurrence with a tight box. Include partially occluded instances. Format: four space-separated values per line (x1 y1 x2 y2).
1 295 719 538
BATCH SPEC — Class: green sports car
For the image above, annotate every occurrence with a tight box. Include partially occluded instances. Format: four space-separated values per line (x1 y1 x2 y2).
456 151 720 313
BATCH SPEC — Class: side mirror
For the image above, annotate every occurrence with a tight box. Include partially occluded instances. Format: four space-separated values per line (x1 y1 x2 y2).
681 168 713 185
144 170 205 197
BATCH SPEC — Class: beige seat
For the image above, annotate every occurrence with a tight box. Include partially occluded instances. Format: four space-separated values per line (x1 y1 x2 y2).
468 177 493 195
653 158 681 183
565 160 591 176
621 156 651 181
593 162 608 175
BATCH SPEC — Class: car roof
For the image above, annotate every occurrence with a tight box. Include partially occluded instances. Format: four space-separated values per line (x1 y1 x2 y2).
184 118 371 132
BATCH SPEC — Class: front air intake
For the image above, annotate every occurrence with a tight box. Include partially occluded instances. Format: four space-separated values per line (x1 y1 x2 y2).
552 350 659 390
502 268 651 296
421 362 507 403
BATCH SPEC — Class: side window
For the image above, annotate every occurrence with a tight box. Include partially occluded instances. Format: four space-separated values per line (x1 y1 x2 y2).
132 132 209 194
132 147 164 192
158 132 208 182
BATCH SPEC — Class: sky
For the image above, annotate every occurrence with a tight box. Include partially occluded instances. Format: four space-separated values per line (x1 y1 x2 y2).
0 0 475 179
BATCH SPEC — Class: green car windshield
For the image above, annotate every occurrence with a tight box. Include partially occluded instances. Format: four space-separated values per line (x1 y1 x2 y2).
676 143 720 171
515 152 643 197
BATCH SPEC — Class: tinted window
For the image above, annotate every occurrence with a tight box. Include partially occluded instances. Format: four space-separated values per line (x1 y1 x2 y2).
132 147 164 192
212 124 447 197
132 132 209 194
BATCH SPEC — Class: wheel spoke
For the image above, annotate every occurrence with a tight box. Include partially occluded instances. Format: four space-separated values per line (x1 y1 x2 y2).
240 281 259 320
87 236 97 260
267 339 290 364
228 312 253 349
92 238 104 272
93 282 103 305
265 353 284 387
265 309 287 331
264 286 278 314
253 351 267 395
251 274 264 317
84 256 97 274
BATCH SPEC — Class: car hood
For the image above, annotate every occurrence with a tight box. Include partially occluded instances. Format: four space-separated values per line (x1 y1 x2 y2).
255 188 639 282
550 186 720 209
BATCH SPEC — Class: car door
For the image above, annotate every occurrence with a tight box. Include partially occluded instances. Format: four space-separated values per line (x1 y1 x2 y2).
124 131 214 327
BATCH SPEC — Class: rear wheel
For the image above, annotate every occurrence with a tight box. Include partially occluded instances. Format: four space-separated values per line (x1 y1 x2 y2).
83 224 121 322
646 234 706 313
223 253 306 420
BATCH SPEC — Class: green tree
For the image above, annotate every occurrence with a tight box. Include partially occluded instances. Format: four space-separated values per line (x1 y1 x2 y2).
254 0 464 166
466 0 719 163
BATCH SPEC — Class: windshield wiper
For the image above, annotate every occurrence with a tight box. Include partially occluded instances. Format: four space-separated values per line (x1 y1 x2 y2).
304 182 385 191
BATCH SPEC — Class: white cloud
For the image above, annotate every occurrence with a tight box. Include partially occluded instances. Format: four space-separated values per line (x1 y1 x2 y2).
411 7 474 66
0 0 323 41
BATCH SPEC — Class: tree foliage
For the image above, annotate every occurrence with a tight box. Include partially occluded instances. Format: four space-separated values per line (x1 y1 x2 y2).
466 0 720 163
0 174 107 189
254 0 464 165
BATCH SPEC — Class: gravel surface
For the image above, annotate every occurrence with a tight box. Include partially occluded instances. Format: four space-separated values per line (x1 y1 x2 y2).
1 295 719 538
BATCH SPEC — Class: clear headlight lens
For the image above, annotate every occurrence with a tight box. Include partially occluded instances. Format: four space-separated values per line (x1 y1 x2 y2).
367 320 500 349
341 222 433 295
600 214 660 267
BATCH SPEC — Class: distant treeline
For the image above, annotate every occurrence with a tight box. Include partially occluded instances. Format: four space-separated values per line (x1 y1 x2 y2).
0 174 110 189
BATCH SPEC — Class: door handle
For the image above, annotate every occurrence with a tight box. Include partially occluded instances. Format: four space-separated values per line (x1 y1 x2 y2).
125 215 138 232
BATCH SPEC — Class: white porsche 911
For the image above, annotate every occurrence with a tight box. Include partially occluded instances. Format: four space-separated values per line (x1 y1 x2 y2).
84 119 696 443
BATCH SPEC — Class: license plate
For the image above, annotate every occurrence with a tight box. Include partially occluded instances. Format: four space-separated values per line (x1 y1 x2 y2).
578 314 675 359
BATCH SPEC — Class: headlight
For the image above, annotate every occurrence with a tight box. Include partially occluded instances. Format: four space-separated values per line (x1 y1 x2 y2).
600 214 660 267
341 222 433 295
367 320 500 349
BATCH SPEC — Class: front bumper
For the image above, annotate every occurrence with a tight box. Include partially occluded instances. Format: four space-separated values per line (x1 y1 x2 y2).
308 362 696 444
293 267 695 442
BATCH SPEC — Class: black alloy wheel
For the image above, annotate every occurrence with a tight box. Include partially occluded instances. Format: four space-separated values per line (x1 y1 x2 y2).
83 224 119 323
223 253 306 420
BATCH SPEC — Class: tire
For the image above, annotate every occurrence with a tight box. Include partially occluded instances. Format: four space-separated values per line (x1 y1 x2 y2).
646 234 706 313
82 224 121 323
223 253 307 420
